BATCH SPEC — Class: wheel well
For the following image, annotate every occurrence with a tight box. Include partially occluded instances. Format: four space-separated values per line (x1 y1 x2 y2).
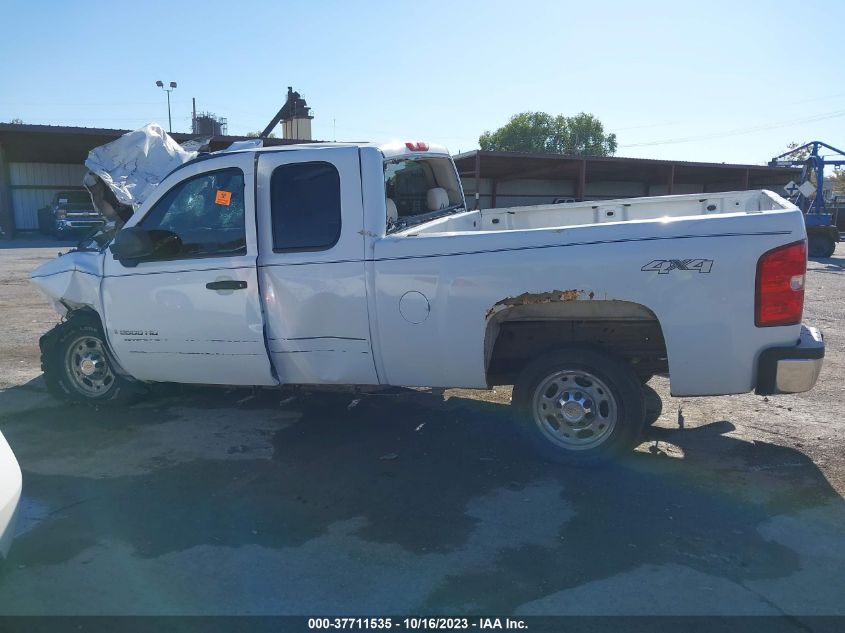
65 307 103 327
62 308 135 379
484 299 668 386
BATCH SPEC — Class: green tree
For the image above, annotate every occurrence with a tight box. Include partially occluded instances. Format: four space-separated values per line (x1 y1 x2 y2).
479 112 617 156
784 141 810 161
246 131 276 138
829 169 845 195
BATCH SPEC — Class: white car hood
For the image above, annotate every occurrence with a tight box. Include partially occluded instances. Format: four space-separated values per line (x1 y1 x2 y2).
0 431 22 558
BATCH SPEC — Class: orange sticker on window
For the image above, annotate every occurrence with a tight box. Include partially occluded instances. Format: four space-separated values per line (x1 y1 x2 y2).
215 190 232 206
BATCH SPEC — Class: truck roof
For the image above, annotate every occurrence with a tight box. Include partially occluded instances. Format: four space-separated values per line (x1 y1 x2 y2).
248 140 451 158
167 140 452 179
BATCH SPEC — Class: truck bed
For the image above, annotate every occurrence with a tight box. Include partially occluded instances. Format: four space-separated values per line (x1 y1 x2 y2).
400 190 795 235
374 187 806 396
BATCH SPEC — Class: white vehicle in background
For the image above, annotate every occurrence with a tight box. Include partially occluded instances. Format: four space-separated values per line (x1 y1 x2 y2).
30 134 824 464
0 432 21 558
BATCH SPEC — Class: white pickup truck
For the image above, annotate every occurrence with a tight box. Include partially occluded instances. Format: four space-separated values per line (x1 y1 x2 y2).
30 140 824 463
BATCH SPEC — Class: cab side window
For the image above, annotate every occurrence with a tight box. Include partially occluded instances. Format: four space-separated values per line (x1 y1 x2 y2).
141 168 246 259
270 162 341 251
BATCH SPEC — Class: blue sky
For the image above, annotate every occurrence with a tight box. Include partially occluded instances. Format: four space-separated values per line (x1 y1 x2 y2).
1 0 843 164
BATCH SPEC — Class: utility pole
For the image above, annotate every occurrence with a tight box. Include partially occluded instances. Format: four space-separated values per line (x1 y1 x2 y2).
155 80 178 133
192 97 197 134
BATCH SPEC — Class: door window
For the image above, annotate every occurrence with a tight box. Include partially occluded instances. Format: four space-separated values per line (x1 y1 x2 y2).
141 168 246 259
270 162 341 251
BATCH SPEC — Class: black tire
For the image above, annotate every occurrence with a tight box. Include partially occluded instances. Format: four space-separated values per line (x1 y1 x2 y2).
40 313 144 405
808 234 836 259
822 239 836 258
512 348 646 465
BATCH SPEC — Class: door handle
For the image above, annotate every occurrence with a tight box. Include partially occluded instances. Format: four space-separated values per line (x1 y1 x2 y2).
206 280 248 291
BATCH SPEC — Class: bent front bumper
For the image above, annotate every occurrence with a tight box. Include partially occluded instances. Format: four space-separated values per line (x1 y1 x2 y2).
0 431 21 559
756 325 824 395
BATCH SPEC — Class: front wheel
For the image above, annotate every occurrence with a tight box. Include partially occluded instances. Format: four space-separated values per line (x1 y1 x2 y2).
512 349 645 465
40 315 143 405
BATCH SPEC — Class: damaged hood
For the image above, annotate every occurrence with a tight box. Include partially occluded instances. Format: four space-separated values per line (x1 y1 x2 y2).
30 251 104 316
85 123 197 209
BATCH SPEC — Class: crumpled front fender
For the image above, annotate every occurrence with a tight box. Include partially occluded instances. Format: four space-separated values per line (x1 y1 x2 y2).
29 251 105 317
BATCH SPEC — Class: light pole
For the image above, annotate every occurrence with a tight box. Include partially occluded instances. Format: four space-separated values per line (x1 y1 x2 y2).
155 80 177 133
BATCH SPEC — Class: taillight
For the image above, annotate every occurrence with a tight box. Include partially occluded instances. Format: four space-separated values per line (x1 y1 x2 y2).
405 141 430 151
755 239 806 327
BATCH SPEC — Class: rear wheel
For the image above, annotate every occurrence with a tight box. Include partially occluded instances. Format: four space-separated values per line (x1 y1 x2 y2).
808 233 836 258
512 349 645 465
41 314 143 405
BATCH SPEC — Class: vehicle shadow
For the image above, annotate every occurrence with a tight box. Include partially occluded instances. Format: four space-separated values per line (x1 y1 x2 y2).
0 237 69 249
811 259 845 272
1 385 843 614
808 248 845 271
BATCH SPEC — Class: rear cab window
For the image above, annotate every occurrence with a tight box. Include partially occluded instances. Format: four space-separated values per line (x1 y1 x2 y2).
270 162 342 251
384 156 464 232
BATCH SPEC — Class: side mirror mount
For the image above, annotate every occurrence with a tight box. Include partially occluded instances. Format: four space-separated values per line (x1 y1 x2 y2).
110 227 153 266
110 227 183 266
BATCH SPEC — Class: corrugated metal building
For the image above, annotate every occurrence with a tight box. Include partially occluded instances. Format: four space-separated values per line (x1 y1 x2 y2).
8 162 88 231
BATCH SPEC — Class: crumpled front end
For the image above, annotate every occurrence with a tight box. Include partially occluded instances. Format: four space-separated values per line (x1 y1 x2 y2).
29 250 105 317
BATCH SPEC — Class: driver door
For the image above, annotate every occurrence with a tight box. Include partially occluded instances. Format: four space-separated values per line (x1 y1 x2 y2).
101 153 276 386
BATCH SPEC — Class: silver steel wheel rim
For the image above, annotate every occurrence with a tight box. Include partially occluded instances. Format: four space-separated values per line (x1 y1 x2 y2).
531 369 618 451
64 335 115 398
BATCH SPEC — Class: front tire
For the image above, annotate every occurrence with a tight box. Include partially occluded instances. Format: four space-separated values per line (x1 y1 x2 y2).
512 349 645 465
40 314 143 405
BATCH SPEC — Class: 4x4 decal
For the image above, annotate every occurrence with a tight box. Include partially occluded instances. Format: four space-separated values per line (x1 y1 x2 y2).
641 259 713 274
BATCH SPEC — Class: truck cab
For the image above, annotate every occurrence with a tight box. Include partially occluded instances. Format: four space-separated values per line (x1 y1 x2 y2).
43 143 463 390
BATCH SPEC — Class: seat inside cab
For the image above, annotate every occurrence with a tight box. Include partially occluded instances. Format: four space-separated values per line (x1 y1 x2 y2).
384 155 464 232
